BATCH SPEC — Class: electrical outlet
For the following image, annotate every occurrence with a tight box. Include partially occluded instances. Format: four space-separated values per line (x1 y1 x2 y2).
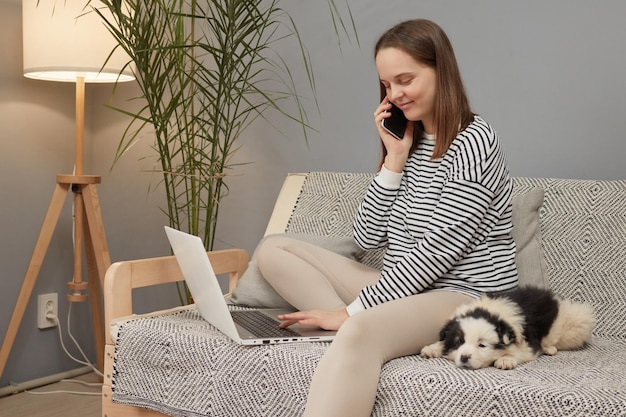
37 293 58 329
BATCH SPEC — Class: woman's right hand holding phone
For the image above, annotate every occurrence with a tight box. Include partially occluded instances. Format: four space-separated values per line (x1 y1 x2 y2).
375 97 413 173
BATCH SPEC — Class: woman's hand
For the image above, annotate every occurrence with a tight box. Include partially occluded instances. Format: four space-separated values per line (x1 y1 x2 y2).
375 97 414 173
277 308 349 331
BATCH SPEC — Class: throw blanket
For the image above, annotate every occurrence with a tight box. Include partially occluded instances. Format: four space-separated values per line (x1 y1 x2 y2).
112 308 626 416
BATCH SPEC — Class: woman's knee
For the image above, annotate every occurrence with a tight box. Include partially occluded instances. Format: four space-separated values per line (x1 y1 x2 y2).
334 313 379 351
256 236 292 273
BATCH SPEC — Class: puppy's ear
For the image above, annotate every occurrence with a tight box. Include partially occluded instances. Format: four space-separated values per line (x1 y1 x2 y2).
440 319 464 355
439 319 457 341
496 321 516 346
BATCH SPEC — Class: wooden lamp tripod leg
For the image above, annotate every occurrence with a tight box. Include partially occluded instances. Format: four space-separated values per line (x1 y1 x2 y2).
81 182 110 373
0 182 70 377
58 175 109 375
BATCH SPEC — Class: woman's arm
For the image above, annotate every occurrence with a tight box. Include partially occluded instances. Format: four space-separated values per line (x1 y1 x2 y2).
354 99 415 250
352 166 402 250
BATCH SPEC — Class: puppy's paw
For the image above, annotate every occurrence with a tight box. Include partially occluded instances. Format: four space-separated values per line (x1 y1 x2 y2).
494 355 518 370
542 345 557 356
420 342 443 358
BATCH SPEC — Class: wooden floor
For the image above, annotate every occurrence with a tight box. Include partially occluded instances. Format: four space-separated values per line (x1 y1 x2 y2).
0 373 100 417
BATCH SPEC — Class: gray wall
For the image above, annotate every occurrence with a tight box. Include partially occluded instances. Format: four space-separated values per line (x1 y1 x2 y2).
1 0 625 386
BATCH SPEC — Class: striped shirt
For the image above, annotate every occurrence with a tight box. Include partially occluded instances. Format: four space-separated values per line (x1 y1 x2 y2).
348 116 518 315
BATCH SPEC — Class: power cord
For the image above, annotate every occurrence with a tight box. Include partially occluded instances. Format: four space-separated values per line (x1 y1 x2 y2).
24 303 102 396
58 302 103 378
24 372 102 395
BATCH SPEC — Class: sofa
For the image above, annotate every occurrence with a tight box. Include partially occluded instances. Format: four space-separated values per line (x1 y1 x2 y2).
102 172 626 417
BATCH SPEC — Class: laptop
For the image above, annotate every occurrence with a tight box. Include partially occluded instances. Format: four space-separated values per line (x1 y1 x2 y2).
164 226 337 345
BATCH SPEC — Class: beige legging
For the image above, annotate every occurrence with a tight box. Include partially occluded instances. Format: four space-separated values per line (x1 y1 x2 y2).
256 236 472 417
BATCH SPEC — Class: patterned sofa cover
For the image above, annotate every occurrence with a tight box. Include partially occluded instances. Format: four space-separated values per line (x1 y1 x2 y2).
108 172 626 416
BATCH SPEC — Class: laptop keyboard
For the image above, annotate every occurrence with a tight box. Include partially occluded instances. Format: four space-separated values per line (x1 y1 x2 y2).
231 310 300 338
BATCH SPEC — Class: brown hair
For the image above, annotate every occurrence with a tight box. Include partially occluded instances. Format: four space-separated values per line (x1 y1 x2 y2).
375 19 474 166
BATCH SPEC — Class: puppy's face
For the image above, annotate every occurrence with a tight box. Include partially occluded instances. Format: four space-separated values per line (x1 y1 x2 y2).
440 309 516 370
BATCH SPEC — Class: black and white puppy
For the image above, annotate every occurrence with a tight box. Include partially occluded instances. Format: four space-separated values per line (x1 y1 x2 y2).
420 286 595 370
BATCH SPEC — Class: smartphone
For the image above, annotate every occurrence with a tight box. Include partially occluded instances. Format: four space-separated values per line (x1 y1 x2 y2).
381 103 408 140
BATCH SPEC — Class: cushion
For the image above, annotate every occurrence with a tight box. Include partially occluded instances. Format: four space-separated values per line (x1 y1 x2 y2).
228 187 547 308
227 233 364 309
511 187 548 288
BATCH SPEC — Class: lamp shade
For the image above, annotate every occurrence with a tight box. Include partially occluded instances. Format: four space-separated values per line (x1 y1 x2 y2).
22 0 134 83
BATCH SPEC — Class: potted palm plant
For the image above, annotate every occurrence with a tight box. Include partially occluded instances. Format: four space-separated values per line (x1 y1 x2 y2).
92 0 357 302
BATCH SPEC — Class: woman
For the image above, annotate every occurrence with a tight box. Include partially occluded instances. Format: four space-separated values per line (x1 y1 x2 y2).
256 19 518 416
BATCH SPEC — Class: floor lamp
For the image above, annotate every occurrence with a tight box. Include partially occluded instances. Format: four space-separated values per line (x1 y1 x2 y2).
0 1 134 378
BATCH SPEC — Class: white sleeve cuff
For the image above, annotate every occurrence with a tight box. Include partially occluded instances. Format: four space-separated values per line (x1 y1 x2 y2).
346 298 366 316
376 165 403 189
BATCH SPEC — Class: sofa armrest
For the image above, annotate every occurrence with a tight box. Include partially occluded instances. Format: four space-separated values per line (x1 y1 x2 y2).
103 248 249 345
264 173 307 235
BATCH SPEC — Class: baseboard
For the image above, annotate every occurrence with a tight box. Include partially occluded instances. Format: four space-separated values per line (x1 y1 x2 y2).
0 365 92 398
